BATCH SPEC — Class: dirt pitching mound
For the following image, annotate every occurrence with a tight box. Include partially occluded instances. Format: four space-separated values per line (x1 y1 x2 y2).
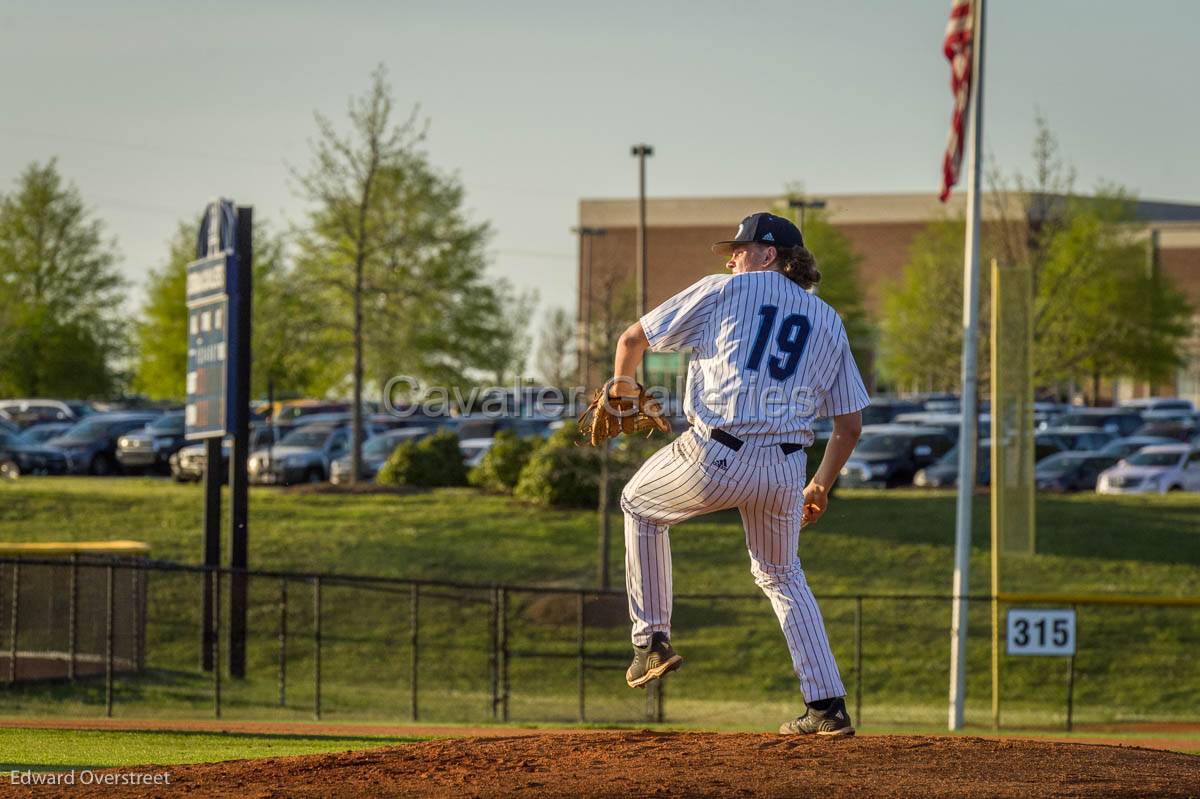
9 731 1200 798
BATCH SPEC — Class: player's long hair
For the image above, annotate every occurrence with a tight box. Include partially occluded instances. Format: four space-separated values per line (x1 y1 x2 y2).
772 245 821 290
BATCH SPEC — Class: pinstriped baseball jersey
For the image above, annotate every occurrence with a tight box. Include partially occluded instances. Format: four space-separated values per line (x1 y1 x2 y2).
622 266 869 706
640 270 869 442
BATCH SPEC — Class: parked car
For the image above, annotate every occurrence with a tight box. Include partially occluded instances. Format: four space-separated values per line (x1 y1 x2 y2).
62 401 99 419
170 425 286 483
271 400 383 425
0 416 18 435
271 400 356 424
919 393 960 413
459 437 495 469
839 425 954 488
13 422 74 444
1133 420 1199 443
1045 409 1144 437
0 428 70 477
890 412 992 444
1096 445 1200 495
329 427 435 484
116 410 187 474
1038 426 1118 453
1032 401 1068 425
1139 409 1199 425
860 398 924 427
1097 435 1183 460
290 412 409 432
47 412 162 475
248 423 382 485
1120 398 1195 414
0 399 77 428
494 416 560 439
1034 452 1119 493
913 436 1064 488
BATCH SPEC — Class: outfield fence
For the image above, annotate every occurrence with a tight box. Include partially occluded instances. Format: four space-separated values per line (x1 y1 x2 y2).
0 555 1197 729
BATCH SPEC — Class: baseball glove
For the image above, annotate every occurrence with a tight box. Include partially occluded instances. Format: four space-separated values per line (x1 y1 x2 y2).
577 383 671 446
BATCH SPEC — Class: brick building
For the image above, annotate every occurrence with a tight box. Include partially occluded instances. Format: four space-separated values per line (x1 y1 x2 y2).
575 193 1200 403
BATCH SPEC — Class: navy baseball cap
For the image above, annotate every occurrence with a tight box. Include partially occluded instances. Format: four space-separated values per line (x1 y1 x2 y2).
711 212 804 256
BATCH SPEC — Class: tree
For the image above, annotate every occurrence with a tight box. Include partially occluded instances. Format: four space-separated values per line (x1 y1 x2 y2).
1033 191 1194 395
294 66 519 482
130 226 191 401
877 218 984 392
132 222 327 402
579 270 637 589
535 307 575 390
778 200 873 361
0 160 126 397
880 116 1194 398
988 116 1194 398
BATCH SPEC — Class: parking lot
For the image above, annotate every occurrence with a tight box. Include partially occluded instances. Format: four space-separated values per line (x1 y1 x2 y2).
2 394 1198 494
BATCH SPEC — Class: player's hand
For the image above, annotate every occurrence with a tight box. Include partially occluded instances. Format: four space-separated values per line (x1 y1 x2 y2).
802 483 829 526
605 376 641 398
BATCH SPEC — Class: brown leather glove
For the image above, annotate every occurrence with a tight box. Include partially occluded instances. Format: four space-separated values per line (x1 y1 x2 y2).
577 383 671 447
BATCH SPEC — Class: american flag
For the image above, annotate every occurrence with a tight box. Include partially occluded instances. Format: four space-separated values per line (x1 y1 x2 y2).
939 0 974 202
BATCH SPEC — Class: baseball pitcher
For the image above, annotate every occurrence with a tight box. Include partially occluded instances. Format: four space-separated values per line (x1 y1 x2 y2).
582 212 868 736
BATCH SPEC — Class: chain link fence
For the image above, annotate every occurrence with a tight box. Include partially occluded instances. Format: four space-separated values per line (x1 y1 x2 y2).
1 556 1196 729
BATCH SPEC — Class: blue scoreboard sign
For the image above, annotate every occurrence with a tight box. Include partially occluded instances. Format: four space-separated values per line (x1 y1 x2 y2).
185 200 242 440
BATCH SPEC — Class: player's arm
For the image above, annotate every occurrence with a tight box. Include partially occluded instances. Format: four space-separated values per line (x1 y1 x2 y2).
610 321 649 397
802 410 862 525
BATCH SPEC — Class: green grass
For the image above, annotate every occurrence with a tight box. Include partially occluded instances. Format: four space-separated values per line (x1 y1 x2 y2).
0 477 1198 729
0 727 420 772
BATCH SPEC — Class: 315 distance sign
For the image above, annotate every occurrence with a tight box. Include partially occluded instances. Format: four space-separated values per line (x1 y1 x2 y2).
1005 608 1077 656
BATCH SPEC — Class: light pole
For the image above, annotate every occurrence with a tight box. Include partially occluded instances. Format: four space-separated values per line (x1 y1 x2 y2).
788 197 826 297
788 196 826 232
571 226 607 389
631 144 654 324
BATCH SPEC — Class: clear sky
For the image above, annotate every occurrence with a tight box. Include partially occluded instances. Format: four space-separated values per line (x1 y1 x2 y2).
2 1 1196 324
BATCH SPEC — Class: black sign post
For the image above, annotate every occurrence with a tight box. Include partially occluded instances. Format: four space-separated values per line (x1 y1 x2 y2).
228 207 252 678
186 199 251 677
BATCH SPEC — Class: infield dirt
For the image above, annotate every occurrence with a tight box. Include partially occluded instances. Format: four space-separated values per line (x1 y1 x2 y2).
5 730 1199 798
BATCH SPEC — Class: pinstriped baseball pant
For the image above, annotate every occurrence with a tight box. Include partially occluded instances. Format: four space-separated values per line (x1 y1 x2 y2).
620 428 846 703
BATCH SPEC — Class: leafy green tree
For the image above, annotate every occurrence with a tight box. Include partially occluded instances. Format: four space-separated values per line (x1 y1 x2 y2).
877 218 985 392
988 116 1194 396
247 232 332 399
293 66 520 482
0 160 126 397
130 226 191 401
785 204 873 360
132 222 326 402
1033 191 1193 393
881 117 1194 397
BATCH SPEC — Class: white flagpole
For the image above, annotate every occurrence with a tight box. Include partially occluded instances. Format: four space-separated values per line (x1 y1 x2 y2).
948 0 986 732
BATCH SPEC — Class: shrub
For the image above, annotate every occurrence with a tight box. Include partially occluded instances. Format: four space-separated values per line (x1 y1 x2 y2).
468 430 543 493
514 424 598 507
377 428 468 487
514 422 676 508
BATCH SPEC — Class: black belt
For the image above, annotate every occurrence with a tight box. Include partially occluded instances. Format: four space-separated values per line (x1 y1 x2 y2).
710 428 805 456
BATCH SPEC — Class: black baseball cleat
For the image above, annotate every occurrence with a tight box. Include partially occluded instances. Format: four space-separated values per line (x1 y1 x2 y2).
778 696 855 736
625 632 682 688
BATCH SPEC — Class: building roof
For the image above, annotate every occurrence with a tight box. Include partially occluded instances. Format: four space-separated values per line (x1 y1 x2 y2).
579 192 1200 247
